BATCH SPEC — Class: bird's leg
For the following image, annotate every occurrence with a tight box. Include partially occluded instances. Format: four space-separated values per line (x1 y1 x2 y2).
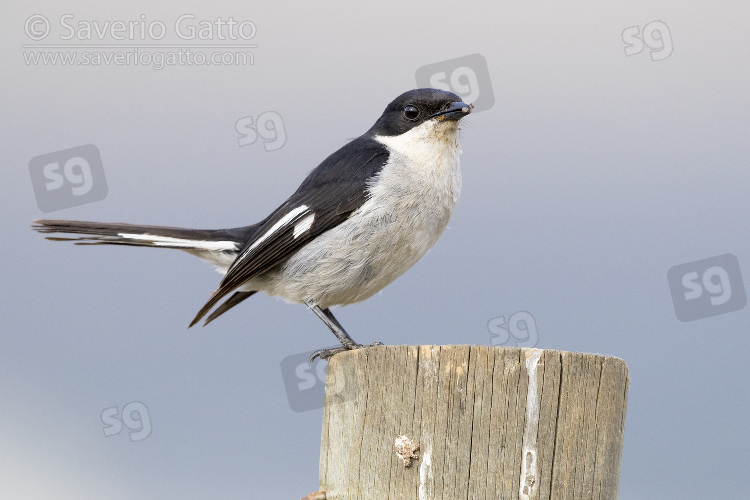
305 300 382 362
308 303 359 347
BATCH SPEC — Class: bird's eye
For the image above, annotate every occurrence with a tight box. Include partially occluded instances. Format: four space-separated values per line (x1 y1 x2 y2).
403 105 420 121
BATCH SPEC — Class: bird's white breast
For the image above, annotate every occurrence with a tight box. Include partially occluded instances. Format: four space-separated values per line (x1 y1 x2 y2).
254 119 463 308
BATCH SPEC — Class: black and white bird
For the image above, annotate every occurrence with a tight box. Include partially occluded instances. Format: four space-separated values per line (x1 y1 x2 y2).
32 88 472 359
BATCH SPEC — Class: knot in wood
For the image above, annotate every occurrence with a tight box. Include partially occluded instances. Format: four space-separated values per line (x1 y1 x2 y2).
394 435 419 467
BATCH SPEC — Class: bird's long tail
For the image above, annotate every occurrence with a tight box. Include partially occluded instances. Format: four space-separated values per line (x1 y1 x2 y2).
32 219 262 326
31 219 253 253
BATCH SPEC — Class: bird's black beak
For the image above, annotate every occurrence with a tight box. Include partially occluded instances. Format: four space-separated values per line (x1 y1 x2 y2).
430 101 473 121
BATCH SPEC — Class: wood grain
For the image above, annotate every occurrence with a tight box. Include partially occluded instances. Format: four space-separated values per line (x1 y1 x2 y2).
319 345 628 500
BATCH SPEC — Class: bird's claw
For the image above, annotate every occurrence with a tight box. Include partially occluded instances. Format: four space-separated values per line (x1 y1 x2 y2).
309 341 383 363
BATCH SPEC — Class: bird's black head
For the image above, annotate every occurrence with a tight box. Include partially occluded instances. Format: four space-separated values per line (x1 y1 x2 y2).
366 88 472 137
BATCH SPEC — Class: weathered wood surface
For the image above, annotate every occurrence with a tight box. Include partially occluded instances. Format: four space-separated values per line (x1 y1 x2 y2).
319 345 628 500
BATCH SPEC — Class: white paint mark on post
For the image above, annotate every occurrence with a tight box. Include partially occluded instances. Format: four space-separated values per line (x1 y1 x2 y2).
419 445 432 500
520 348 543 500
419 349 438 500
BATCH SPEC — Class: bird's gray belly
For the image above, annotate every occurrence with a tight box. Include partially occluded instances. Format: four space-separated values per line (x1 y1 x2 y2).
252 202 452 308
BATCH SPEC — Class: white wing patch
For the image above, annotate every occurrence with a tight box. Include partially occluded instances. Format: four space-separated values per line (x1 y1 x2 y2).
118 233 239 251
293 213 315 239
233 205 309 266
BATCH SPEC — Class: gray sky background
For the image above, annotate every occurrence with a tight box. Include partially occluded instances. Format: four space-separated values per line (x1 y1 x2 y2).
2 1 749 498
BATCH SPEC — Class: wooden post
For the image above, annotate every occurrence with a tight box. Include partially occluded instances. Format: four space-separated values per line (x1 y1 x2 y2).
318 345 628 500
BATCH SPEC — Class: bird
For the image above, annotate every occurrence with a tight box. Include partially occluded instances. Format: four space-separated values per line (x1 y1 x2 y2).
32 88 472 360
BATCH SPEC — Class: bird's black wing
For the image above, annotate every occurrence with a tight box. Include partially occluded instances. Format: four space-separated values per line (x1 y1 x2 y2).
189 136 389 327
203 291 257 325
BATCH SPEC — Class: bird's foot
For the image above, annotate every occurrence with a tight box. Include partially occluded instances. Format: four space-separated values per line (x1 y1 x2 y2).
310 341 383 363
